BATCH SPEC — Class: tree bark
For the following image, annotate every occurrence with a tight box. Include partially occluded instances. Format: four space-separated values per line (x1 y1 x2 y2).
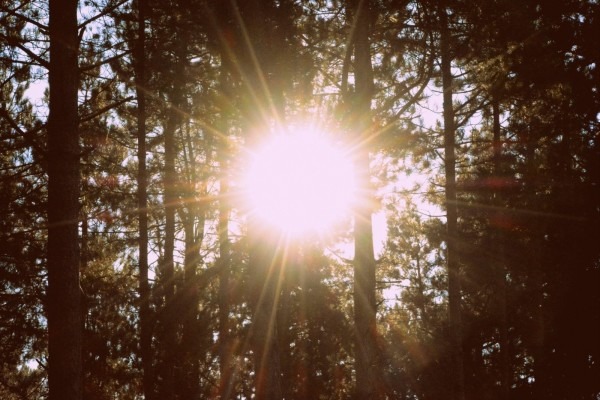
217 56 234 400
180 215 202 400
492 100 510 400
134 0 154 397
47 0 82 399
440 7 465 400
218 156 233 400
349 0 380 399
248 227 284 400
158 104 178 400
245 118 284 400
240 1 284 398
178 122 206 400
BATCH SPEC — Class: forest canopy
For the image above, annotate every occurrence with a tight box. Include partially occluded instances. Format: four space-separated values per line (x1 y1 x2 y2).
1 0 599 399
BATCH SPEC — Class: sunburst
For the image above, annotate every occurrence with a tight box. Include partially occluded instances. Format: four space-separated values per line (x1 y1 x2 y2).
241 125 355 237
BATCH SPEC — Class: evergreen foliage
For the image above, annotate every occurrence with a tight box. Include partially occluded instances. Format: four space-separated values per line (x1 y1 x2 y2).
1 0 598 399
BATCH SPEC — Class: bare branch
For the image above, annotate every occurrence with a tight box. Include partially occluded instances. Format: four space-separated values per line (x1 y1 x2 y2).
0 33 49 69
78 0 131 30
79 50 131 73
2 10 49 33
79 95 134 123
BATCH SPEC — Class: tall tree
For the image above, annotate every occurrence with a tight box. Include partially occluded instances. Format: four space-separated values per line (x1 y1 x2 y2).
157 74 178 400
491 99 510 400
46 0 82 399
230 1 299 398
438 4 465 400
206 4 236 398
177 121 210 400
133 0 154 397
348 0 380 398
0 64 47 400
150 3 186 397
217 53 234 400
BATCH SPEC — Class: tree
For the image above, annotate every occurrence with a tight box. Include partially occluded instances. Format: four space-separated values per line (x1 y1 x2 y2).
1 1 600 399
219 1 304 398
46 1 82 399
346 0 381 398
216 43 234 400
133 0 154 397
379 200 450 399
0 67 47 400
438 4 465 399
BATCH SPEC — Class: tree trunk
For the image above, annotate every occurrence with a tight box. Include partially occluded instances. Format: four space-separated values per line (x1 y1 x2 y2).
158 101 179 400
349 0 380 399
134 0 154 397
47 0 82 399
217 57 234 400
440 7 465 400
178 122 206 400
241 1 284 398
522 129 548 399
492 100 510 400
246 115 284 400
218 155 233 400
180 214 202 399
248 228 284 400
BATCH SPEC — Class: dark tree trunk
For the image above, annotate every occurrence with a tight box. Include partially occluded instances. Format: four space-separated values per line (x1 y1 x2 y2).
180 215 202 400
240 1 284 398
440 7 465 400
47 0 82 399
217 58 234 400
134 0 154 398
245 81 284 400
158 105 178 400
218 157 233 400
524 130 548 399
349 0 380 399
492 100 510 400
178 123 206 400
248 230 284 400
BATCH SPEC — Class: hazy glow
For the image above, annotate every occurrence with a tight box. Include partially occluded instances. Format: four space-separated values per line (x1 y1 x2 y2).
243 128 355 236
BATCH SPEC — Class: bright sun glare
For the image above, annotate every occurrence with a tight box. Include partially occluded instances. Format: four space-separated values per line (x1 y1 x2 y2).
243 127 355 236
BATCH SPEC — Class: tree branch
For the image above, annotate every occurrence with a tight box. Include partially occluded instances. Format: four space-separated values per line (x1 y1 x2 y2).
0 33 49 69
79 96 134 123
78 0 132 30
79 50 131 73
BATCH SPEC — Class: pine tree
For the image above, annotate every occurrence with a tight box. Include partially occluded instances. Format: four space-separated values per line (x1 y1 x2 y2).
46 1 82 399
345 0 381 398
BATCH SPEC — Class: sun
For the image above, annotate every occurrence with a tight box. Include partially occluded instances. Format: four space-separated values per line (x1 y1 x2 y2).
242 126 355 236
